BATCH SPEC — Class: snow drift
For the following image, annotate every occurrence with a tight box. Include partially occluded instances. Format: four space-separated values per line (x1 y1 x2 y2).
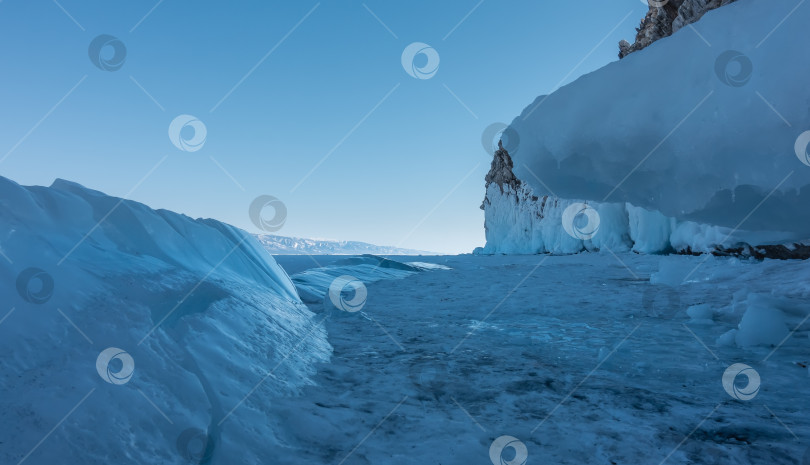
0 176 330 464
482 0 810 254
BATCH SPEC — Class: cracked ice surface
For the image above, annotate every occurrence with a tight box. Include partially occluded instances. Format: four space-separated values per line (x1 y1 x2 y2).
271 253 810 465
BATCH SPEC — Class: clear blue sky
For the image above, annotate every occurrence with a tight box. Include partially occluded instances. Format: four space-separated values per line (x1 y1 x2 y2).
0 0 644 254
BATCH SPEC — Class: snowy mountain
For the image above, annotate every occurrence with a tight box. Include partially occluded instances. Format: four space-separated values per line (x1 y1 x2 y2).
0 176 331 464
480 0 810 256
255 234 434 255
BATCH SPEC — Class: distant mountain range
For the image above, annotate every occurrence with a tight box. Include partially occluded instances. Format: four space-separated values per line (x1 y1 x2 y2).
254 234 436 255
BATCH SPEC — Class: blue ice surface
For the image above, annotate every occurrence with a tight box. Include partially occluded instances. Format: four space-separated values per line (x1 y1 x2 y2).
274 254 450 304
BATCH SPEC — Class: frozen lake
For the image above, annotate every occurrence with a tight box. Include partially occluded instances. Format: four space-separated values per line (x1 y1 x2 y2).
267 253 810 464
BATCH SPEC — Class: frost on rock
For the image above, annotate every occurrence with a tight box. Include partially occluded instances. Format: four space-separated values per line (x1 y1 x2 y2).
479 144 684 255
480 141 810 257
619 0 738 58
480 143 635 255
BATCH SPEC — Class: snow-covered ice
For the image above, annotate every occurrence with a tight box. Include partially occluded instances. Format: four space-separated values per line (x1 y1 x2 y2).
1 174 808 464
0 177 331 464
287 254 438 304
269 252 809 465
2 0 809 463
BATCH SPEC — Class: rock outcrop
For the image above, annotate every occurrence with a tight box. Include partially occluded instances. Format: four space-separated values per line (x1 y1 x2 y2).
480 0 809 259
479 110 810 259
619 0 738 58
482 141 522 196
480 149 810 258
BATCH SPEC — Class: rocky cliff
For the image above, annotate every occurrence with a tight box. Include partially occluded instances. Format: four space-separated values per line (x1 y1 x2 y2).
619 0 738 58
479 142 810 259
483 141 522 195
480 0 810 258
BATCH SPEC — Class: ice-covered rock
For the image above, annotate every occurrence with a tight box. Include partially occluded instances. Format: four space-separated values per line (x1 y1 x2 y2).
619 0 739 58
482 0 810 257
480 144 634 254
479 144 734 255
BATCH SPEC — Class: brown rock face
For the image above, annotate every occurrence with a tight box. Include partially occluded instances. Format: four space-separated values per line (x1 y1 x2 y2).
680 243 810 260
481 141 541 213
619 0 738 58
483 141 521 195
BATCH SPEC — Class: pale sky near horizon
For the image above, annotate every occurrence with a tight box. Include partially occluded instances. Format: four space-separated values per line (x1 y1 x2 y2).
0 0 646 254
